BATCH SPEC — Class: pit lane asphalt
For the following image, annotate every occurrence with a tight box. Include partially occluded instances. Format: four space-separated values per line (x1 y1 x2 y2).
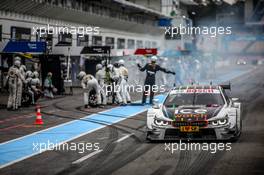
1 65 264 175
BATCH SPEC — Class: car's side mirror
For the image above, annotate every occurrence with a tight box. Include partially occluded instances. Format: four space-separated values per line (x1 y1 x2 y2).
231 98 239 102
152 99 160 109
231 98 240 108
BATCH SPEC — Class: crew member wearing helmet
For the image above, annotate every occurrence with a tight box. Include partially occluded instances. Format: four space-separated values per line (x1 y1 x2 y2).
44 72 57 98
20 65 26 77
106 64 116 103
18 63 27 107
15 57 25 108
116 59 131 105
31 71 41 96
6 57 25 110
77 71 102 108
137 56 175 104
25 71 35 104
110 63 122 104
95 64 107 106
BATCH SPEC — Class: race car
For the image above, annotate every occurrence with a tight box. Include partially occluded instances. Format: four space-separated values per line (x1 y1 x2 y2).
146 85 242 141
236 58 247 65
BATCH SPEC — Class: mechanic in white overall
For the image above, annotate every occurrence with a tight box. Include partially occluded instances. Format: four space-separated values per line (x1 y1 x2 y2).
105 64 116 103
25 70 35 104
109 63 121 104
31 71 41 94
6 59 25 110
17 57 26 107
95 64 107 106
78 71 102 108
44 72 57 98
117 59 131 105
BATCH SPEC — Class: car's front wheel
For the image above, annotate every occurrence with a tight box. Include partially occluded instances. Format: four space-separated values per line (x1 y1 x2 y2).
145 131 155 143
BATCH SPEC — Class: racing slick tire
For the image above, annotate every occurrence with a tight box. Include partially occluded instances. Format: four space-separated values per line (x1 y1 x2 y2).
89 89 97 107
145 131 153 143
230 119 242 142
145 131 159 143
21 91 32 107
146 131 150 140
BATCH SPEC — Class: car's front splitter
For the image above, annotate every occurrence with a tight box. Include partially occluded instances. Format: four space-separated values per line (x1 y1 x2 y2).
146 125 239 141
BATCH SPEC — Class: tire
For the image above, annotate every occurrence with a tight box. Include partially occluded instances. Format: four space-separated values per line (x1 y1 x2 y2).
145 131 155 143
230 120 242 142
34 92 41 104
89 89 97 107
236 119 242 137
22 91 32 107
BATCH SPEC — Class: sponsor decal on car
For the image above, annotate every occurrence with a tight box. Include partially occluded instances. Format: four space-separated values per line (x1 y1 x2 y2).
174 109 208 121
171 89 220 94
180 126 199 132
172 108 209 128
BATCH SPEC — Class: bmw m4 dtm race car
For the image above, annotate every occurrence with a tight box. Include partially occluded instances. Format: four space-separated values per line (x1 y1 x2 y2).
146 85 242 141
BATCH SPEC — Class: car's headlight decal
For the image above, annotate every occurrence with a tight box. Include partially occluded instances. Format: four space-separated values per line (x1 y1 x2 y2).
219 119 228 125
210 118 228 126
154 119 169 126
154 119 163 126
212 120 219 126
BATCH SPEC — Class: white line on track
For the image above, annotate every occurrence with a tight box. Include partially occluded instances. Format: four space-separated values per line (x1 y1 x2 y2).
97 137 109 140
72 149 103 164
114 133 134 143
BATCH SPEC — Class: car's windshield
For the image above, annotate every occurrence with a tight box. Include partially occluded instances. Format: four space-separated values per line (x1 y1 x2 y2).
164 92 224 107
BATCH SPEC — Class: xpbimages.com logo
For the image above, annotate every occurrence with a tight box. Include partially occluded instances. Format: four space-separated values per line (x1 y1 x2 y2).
165 24 232 38
164 140 232 154
32 24 100 37
33 140 100 154
102 84 166 95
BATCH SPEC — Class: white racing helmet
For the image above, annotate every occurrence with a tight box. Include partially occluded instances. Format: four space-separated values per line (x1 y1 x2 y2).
151 56 158 63
26 71 33 78
96 64 103 71
33 71 39 78
77 71 86 80
14 60 21 67
118 59 125 66
14 56 21 61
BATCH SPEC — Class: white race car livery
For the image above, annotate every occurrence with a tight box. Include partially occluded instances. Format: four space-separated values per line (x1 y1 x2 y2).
146 85 242 141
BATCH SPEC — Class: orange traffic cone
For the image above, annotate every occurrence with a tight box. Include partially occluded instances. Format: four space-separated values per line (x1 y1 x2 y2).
35 105 44 125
